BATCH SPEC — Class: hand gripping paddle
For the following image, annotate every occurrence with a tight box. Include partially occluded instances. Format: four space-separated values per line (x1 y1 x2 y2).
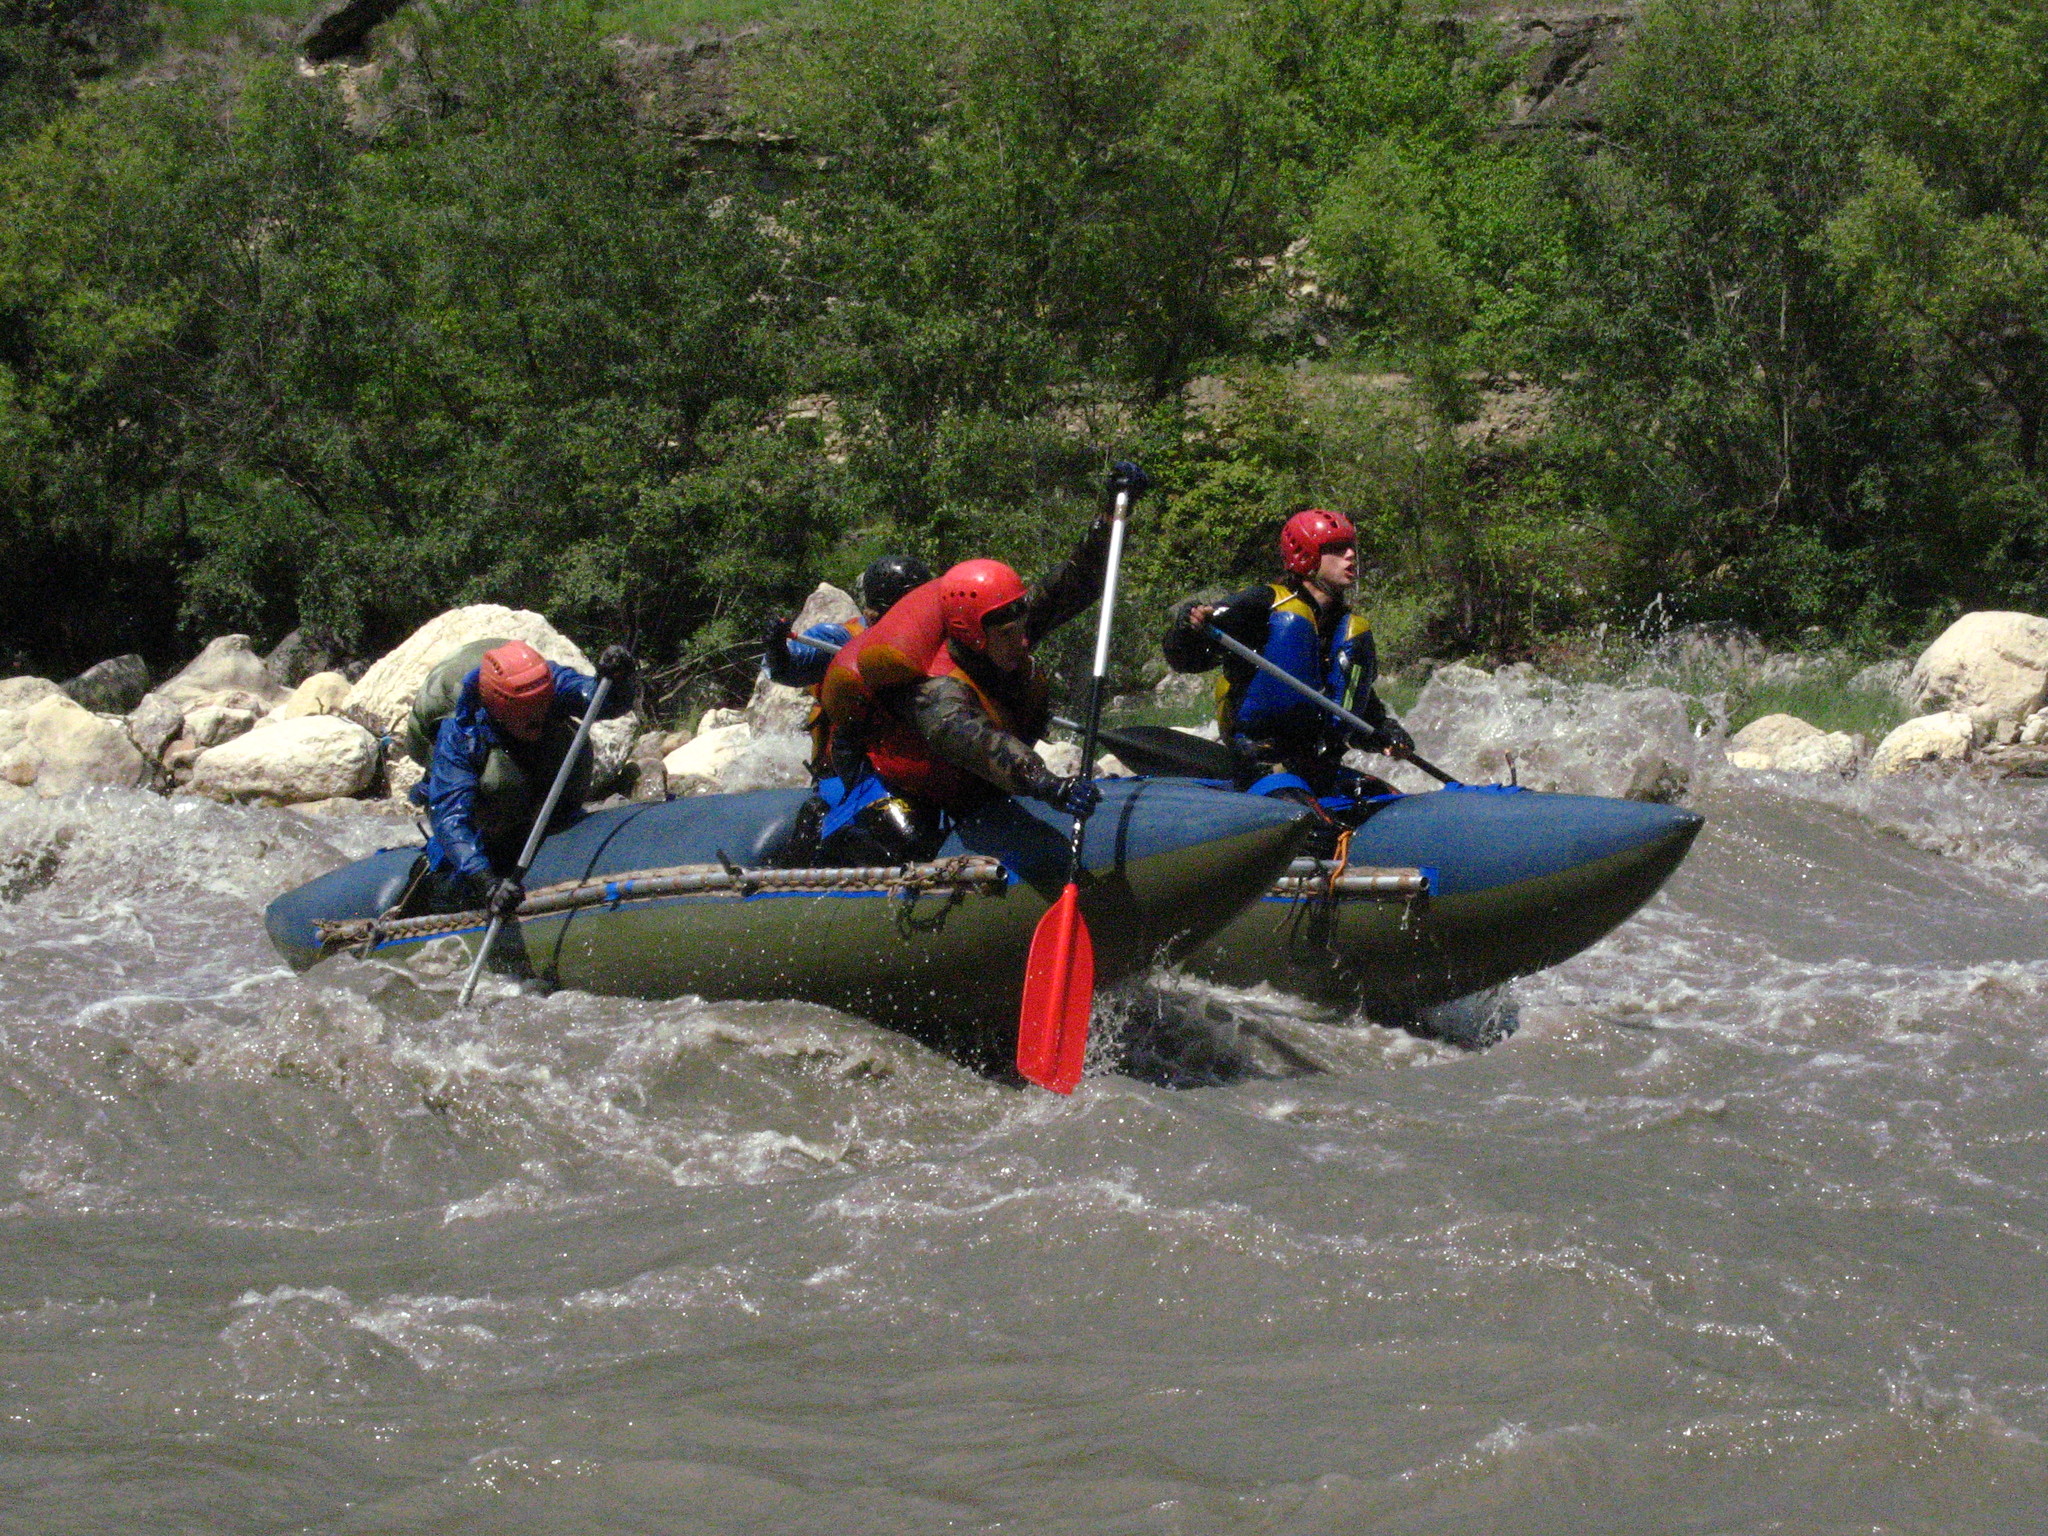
1017 487 1132 1092
455 671 616 1008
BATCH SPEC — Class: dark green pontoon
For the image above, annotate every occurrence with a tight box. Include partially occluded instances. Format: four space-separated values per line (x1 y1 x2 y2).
1182 784 1704 1015
266 779 1312 1064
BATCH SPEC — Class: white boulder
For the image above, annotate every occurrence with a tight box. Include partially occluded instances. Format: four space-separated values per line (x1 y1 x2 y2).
663 721 752 793
1725 713 1860 775
344 605 593 737
746 673 816 740
698 706 747 734
1033 739 1083 778
267 671 352 722
1908 611 2048 730
189 716 380 804
1869 711 1974 777
0 676 61 711
183 704 259 750
342 605 639 790
155 635 290 708
19 694 149 796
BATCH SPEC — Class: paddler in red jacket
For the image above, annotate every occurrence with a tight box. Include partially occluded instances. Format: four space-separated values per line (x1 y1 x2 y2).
811 464 1149 863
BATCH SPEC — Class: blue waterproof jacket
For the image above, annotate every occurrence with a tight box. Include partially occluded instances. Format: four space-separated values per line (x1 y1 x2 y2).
422 663 628 882
764 620 857 689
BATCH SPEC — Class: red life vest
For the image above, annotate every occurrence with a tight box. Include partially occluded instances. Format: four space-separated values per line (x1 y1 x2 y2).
821 580 1050 809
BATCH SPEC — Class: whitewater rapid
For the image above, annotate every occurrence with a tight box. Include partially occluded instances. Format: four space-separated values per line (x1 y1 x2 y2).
2 719 2046 1531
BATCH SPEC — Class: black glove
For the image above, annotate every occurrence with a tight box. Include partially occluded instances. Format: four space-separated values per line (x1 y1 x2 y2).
1050 775 1102 820
596 644 636 685
486 876 525 916
1106 460 1151 500
1367 717 1415 757
759 615 793 671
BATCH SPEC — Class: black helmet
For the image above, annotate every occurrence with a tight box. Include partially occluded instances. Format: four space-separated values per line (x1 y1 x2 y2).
859 554 934 618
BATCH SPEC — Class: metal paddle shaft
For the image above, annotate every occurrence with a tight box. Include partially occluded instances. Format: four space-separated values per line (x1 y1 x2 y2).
1199 620 1460 786
1017 489 1132 1093
455 673 616 1007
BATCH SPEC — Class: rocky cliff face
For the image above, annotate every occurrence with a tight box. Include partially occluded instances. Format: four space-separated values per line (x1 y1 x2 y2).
289 2 1643 142
1458 2 1643 133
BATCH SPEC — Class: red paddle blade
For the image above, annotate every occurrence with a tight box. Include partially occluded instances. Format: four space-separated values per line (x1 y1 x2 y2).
1018 882 1094 1093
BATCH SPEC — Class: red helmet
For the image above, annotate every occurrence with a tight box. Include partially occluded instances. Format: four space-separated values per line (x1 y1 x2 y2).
938 559 1029 651
1279 508 1357 577
478 640 555 740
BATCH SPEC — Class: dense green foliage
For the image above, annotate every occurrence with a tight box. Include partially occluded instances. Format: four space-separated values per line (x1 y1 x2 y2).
1 0 2043 704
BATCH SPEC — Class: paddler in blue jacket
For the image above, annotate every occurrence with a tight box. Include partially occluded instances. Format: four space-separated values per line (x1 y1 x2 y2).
1162 507 1413 807
404 638 637 915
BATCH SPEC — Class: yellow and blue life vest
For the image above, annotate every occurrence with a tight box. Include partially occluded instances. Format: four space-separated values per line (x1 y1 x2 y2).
1219 583 1375 749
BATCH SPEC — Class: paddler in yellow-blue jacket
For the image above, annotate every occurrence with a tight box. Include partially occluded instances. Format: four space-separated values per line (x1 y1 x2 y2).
1162 507 1413 807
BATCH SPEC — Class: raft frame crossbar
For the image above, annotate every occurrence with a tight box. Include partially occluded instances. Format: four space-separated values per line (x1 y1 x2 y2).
1270 859 1430 900
315 855 1010 952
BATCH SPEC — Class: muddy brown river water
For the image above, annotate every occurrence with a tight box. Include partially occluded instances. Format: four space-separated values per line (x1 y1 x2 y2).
1 727 2045 1532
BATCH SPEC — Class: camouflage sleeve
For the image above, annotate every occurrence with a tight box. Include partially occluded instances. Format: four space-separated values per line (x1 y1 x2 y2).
1022 511 1114 646
901 676 1064 800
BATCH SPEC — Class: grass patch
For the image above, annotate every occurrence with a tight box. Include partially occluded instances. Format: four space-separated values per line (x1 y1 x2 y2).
1724 677 1908 741
594 0 797 37
152 0 324 48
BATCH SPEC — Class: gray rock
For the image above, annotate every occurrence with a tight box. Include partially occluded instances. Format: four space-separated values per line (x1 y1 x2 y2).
61 654 150 714
628 732 670 802
264 629 352 690
1848 658 1913 702
126 693 187 762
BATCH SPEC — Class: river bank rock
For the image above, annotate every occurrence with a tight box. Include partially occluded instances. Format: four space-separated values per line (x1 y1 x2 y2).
745 580 854 738
1725 714 1861 775
627 732 669 801
61 654 150 714
1849 657 1914 704
125 693 187 763
9 695 150 797
1406 661 1703 801
268 672 352 722
156 635 290 708
189 716 380 804
183 703 260 750
1869 711 1974 777
1908 611 2048 730
663 721 751 793
0 677 62 711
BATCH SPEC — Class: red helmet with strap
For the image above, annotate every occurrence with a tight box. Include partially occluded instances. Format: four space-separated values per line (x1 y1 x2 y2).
1279 508 1357 577
478 640 555 740
937 559 1029 651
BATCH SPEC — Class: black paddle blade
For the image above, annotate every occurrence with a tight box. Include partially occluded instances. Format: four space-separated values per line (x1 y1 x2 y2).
1094 724 1237 780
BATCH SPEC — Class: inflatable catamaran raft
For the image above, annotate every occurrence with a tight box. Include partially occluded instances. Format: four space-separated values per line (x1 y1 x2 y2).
267 779 1311 1058
266 771 1700 1047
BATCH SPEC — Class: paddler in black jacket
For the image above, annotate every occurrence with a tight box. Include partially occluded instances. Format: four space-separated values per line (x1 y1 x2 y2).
1162 506 1412 805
